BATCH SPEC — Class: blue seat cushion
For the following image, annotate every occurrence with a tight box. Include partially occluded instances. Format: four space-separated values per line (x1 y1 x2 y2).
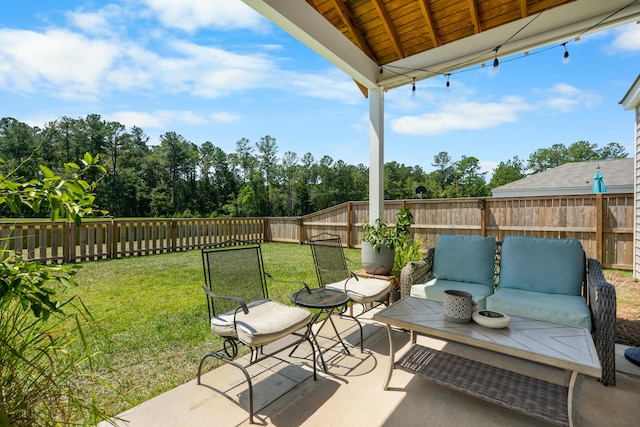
411 278 493 309
433 235 496 287
499 236 584 296
486 288 591 330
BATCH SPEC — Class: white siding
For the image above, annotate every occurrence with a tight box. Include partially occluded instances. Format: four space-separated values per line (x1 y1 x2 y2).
635 107 640 278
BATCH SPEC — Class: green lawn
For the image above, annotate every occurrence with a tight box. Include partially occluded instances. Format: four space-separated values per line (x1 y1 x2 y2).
70 242 362 416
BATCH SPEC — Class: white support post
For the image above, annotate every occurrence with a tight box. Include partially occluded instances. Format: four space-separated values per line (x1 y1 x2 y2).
369 87 384 222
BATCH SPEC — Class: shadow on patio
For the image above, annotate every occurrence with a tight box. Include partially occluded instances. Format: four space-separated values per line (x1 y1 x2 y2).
100 307 640 427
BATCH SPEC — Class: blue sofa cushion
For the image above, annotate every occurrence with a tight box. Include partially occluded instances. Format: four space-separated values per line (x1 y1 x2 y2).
433 235 496 287
486 288 592 330
499 236 584 296
411 278 493 309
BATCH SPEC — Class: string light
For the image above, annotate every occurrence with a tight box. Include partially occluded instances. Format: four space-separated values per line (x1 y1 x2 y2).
562 42 570 64
492 46 500 74
380 0 633 92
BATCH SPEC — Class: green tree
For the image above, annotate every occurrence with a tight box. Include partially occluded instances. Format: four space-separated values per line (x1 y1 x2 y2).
298 152 316 214
527 143 567 173
280 151 299 216
566 140 600 163
256 135 278 215
316 155 335 210
489 156 526 188
230 138 256 184
431 151 454 196
446 156 488 197
527 141 627 174
598 142 628 159
0 118 41 181
157 132 194 213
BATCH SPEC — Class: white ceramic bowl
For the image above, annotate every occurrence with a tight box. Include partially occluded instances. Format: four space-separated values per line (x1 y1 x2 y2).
472 310 511 328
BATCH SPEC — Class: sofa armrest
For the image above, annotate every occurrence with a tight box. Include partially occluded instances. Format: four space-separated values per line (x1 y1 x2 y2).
587 258 617 386
400 247 434 299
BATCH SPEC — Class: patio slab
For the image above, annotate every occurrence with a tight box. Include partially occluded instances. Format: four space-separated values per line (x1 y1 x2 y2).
101 308 640 427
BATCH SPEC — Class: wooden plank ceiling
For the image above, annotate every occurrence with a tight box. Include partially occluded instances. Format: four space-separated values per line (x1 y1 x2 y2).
306 0 576 66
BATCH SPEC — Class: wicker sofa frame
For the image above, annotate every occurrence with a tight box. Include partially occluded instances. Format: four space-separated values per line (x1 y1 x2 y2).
400 242 617 386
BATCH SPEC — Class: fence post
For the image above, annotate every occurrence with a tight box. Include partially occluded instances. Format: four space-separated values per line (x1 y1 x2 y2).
170 219 178 252
596 193 604 263
347 202 352 248
109 219 116 259
63 222 70 263
478 198 486 237
298 217 304 245
263 217 268 243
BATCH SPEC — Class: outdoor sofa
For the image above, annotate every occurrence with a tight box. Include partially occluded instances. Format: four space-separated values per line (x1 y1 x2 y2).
400 234 617 386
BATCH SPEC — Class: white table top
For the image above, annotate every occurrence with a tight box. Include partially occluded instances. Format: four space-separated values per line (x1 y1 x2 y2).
373 297 602 378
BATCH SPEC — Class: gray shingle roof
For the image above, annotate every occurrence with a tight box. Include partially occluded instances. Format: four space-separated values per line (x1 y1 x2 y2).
491 158 633 197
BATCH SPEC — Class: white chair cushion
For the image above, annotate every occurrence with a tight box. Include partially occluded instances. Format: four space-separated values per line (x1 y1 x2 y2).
325 277 391 304
211 300 312 347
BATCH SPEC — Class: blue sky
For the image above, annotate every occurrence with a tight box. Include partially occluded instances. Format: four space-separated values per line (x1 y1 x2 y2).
1 1 640 176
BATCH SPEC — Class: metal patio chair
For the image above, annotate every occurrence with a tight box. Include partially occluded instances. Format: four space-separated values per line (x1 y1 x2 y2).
197 240 317 424
308 233 392 350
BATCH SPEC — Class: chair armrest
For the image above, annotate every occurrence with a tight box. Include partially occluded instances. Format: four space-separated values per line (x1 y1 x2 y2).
586 258 617 386
344 255 358 267
264 272 312 294
202 285 249 314
400 247 435 299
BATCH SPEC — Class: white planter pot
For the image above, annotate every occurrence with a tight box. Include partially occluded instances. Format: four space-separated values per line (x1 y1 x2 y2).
361 241 395 275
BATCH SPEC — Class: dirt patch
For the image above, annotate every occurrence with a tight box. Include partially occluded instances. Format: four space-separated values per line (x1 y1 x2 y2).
604 271 640 347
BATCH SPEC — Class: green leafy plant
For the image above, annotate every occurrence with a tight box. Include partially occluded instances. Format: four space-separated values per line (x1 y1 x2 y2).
0 150 121 426
394 236 426 271
362 207 413 252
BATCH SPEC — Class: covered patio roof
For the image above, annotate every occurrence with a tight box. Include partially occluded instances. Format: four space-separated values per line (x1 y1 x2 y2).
242 0 640 220
244 0 640 91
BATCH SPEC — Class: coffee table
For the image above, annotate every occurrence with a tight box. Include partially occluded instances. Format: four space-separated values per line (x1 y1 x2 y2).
373 297 602 427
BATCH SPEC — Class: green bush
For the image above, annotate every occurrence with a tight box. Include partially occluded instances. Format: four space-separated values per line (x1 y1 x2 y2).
0 151 121 425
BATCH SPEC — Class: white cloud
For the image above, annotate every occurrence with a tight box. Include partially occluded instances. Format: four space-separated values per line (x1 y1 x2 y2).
286 69 362 104
160 40 277 97
544 83 601 113
211 112 241 122
391 97 531 136
106 110 211 129
611 23 640 52
143 0 266 32
0 6 360 106
66 4 125 36
479 160 498 178
0 28 119 97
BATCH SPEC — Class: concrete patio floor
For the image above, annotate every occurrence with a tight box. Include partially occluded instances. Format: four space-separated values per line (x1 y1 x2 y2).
101 308 640 427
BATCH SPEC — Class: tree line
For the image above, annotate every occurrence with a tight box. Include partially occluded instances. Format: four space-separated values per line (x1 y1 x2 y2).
0 115 628 218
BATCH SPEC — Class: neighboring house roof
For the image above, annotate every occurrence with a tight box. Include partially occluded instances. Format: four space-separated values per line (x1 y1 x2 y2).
491 158 633 197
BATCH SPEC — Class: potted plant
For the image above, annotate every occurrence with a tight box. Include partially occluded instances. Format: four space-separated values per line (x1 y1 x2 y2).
361 207 413 275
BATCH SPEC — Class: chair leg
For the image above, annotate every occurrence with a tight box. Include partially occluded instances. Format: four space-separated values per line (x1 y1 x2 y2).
197 352 256 423
198 331 316 423
340 313 365 352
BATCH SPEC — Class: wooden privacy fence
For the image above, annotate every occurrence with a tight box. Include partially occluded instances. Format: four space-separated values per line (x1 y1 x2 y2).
0 218 266 263
0 194 633 269
282 194 633 270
